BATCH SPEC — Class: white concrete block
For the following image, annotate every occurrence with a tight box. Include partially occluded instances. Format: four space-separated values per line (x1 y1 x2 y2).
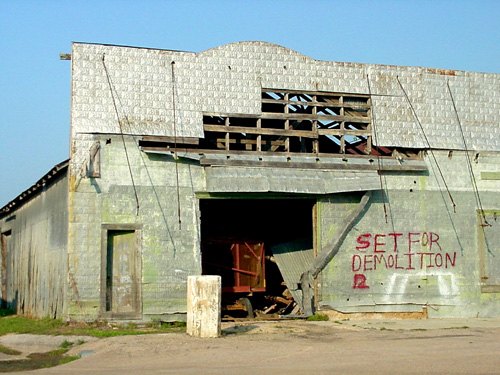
186 275 221 338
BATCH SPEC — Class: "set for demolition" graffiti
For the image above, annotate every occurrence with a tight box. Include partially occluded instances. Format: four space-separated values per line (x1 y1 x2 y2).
351 231 458 289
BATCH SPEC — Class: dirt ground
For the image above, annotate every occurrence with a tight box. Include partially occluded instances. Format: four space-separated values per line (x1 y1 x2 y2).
2 319 500 375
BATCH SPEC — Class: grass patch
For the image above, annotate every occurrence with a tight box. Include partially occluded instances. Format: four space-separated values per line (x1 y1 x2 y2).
0 315 186 372
306 313 329 321
0 315 186 338
0 344 21 355
59 340 73 349
0 316 63 336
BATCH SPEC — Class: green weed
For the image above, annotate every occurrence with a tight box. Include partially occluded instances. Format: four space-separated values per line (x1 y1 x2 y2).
306 313 329 321
0 316 63 336
59 340 73 349
0 344 21 355
0 315 185 372
0 315 185 337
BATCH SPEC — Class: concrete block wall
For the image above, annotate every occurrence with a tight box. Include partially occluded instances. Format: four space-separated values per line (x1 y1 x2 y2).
71 41 500 175
67 140 500 319
67 41 500 319
67 134 205 320
318 151 500 317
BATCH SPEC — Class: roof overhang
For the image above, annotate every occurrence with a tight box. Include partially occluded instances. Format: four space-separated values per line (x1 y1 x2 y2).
0 159 69 219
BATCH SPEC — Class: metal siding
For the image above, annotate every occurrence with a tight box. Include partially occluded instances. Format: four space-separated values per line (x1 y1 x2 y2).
270 240 315 305
205 167 381 194
0 173 68 318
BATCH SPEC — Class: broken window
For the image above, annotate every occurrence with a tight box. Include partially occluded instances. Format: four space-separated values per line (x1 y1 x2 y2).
201 89 392 156
262 90 372 154
139 88 422 159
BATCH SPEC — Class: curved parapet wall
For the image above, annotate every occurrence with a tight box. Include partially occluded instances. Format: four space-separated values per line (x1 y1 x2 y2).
70 41 500 163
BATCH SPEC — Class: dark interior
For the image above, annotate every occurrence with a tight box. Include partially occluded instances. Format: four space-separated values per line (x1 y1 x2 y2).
200 198 314 318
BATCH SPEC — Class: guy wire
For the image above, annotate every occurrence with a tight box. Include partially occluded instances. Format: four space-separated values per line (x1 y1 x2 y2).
446 80 489 226
366 74 388 224
397 76 456 213
171 61 182 230
102 54 140 215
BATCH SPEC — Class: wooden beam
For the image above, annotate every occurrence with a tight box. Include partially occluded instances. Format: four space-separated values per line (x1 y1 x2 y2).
281 92 290 153
318 129 369 136
203 124 318 139
261 98 370 110
256 118 262 152
200 158 428 171
141 136 199 145
203 112 370 123
312 95 319 154
238 139 285 146
261 113 371 123
204 112 259 119
225 117 230 151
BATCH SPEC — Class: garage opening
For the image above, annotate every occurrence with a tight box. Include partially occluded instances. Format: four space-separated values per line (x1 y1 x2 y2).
200 198 315 319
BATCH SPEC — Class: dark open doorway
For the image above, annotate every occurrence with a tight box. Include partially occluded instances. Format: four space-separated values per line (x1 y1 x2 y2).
200 198 315 318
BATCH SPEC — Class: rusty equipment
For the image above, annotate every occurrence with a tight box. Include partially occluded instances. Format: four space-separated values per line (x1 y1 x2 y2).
203 239 265 293
202 239 266 317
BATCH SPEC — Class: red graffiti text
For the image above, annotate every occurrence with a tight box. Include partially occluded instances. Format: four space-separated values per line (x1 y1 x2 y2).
351 231 458 289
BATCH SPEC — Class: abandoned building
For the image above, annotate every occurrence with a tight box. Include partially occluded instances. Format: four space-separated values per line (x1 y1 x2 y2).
1 41 499 321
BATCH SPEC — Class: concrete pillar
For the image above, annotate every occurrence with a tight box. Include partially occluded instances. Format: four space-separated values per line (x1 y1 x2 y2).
186 275 221 338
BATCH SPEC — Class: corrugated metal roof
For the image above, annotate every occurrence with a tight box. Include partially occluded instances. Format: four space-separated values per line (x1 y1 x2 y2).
270 240 315 305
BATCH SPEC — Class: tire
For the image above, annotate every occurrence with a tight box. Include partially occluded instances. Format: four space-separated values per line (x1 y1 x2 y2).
238 297 253 318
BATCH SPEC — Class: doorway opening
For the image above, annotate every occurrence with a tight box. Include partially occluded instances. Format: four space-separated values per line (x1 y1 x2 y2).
200 198 315 318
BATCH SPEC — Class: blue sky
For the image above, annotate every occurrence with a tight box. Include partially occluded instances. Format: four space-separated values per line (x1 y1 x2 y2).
0 0 499 207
